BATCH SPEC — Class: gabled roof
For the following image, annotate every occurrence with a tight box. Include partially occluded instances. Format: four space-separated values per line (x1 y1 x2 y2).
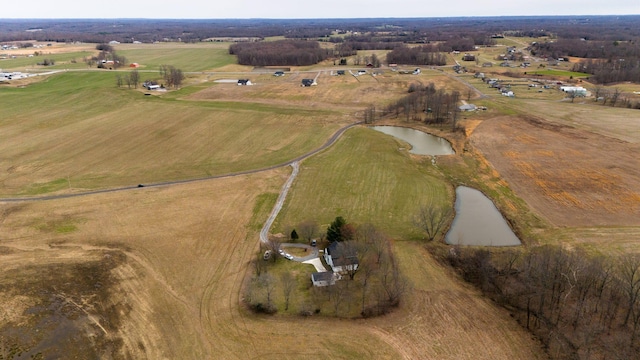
326 242 358 266
312 272 334 282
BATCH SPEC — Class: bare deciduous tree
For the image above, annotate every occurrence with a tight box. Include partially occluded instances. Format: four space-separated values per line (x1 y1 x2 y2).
297 219 319 243
129 69 140 89
618 254 640 327
280 272 296 311
413 203 452 241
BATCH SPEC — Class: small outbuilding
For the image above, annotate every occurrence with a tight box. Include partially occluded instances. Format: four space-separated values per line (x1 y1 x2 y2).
459 104 478 111
311 272 336 287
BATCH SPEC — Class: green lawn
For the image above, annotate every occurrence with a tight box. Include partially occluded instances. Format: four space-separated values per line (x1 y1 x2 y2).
275 127 452 239
116 45 236 72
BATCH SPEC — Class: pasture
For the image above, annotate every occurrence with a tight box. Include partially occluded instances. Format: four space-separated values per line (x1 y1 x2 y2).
275 126 451 239
1 39 639 359
0 71 347 196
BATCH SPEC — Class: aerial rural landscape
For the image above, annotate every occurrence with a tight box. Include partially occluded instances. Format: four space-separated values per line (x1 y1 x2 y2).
1 13 640 360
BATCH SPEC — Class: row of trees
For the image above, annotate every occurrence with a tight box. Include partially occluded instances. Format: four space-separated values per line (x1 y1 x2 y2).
444 245 640 359
229 40 332 66
530 39 640 60
116 70 140 89
572 59 640 84
2 16 639 44
115 66 184 90
385 45 448 66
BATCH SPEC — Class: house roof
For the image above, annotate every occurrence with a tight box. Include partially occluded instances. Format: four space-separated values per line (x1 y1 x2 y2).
326 242 358 267
312 272 334 282
459 104 477 111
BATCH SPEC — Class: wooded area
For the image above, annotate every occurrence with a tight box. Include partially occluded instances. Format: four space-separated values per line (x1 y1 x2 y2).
444 245 640 359
229 40 332 66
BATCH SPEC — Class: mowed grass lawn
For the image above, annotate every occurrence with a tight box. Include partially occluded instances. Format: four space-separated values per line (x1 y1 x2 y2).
0 71 348 196
275 126 452 239
115 43 237 72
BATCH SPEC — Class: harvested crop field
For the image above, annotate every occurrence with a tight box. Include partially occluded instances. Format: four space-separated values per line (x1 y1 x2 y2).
470 114 640 227
188 71 466 110
0 149 546 360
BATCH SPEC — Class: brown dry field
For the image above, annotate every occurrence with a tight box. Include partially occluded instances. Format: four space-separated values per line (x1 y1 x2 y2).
1 41 96 55
188 70 467 111
0 169 546 359
470 112 640 229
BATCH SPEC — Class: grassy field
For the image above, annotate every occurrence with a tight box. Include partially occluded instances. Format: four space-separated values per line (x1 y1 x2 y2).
0 71 348 196
275 126 451 239
115 42 238 72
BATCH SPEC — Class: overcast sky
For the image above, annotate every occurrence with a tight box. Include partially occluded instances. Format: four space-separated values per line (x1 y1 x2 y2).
4 0 639 19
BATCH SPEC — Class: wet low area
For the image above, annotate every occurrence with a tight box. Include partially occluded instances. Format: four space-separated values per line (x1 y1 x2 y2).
0 250 128 359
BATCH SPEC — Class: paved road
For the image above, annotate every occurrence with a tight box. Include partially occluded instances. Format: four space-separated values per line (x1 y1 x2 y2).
0 121 361 203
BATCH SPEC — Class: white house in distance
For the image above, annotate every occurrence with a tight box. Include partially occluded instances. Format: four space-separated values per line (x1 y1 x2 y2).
324 242 359 274
560 86 587 97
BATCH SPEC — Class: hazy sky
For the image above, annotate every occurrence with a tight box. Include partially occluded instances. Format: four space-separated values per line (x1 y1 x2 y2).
5 0 640 19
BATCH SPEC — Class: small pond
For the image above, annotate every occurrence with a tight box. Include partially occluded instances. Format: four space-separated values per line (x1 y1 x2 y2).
372 126 455 155
445 186 521 246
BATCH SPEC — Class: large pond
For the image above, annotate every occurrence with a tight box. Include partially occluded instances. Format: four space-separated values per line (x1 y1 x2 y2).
445 186 521 246
372 126 455 155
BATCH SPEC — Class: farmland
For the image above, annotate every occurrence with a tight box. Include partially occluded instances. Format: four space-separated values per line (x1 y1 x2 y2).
1 28 640 359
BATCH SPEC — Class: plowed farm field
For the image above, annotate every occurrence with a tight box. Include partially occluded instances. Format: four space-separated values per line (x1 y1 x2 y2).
471 114 640 227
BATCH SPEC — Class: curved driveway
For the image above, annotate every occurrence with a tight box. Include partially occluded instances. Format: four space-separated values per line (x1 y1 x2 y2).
0 121 361 203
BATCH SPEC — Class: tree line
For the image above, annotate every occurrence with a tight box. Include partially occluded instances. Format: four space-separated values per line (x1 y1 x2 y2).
229 40 332 66
443 245 640 359
572 58 640 84
385 45 448 66
2 16 639 45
